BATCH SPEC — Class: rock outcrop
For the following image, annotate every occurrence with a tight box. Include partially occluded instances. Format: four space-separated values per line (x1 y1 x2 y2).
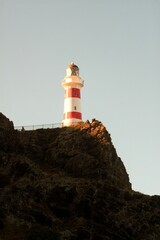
0 113 14 131
0 114 160 240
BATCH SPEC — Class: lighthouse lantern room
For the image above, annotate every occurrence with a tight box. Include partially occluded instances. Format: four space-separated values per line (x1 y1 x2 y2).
61 63 84 127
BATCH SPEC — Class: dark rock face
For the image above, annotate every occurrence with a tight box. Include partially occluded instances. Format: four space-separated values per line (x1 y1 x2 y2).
45 120 130 189
0 114 160 239
0 113 14 130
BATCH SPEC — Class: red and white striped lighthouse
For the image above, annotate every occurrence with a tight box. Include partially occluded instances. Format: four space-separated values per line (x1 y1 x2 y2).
61 63 84 127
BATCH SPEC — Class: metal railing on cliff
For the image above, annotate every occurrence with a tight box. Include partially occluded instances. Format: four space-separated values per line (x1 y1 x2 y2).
15 123 62 131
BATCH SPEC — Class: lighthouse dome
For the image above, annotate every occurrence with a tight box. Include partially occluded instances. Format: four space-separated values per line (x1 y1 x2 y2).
67 62 79 70
66 62 79 76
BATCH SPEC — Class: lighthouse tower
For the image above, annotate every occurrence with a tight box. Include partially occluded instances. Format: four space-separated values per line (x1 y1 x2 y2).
61 63 84 127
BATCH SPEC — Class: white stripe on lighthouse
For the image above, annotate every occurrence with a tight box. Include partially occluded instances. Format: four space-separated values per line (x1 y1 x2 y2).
63 98 81 113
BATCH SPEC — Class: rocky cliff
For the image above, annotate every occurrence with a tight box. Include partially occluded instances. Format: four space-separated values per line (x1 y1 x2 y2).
0 113 160 240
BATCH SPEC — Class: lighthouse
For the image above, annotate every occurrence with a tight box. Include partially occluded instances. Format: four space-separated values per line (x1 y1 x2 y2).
61 63 84 127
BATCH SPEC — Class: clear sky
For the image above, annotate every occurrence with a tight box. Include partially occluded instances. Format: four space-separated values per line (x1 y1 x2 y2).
0 0 160 195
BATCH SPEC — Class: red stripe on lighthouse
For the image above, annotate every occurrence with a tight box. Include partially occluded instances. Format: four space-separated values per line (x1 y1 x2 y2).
67 112 82 119
68 88 80 98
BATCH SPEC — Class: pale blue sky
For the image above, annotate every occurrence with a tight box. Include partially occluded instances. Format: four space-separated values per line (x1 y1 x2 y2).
0 0 160 195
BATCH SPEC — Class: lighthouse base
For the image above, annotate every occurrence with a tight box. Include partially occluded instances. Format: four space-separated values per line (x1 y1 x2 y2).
62 118 83 127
